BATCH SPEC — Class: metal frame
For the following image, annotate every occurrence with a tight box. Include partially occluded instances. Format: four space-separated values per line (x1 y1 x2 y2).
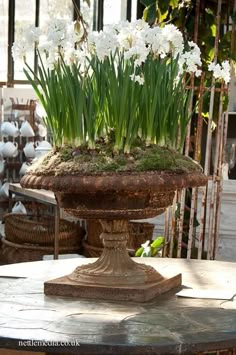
162 0 236 260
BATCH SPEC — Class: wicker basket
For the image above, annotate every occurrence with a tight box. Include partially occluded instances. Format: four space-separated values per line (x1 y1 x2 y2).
127 222 155 250
82 240 135 258
4 213 84 247
82 240 103 258
0 238 82 264
84 220 154 257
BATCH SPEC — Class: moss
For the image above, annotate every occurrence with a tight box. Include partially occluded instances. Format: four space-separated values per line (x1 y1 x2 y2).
96 161 121 172
113 155 128 166
31 143 202 176
136 154 176 171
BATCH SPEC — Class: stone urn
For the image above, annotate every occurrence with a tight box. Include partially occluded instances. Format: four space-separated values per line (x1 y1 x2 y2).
21 152 207 302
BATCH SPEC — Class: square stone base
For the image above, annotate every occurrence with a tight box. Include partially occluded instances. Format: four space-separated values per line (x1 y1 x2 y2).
44 273 181 302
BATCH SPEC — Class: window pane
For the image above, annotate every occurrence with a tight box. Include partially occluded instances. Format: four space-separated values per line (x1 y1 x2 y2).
39 1 94 31
0 0 8 82
39 0 73 27
14 0 36 80
104 0 125 25
103 0 138 25
81 0 94 30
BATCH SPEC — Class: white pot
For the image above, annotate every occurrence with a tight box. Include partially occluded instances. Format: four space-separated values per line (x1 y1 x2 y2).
35 146 52 159
19 162 31 176
1 121 19 137
23 142 36 158
12 201 27 214
2 142 18 158
20 120 35 137
0 182 9 200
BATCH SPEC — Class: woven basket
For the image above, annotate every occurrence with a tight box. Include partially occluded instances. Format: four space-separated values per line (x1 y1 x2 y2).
82 240 135 258
4 213 84 247
85 220 154 257
0 238 82 264
82 240 103 258
127 222 155 250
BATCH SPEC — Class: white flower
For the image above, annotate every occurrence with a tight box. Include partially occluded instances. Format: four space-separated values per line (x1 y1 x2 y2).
141 240 151 256
195 69 202 77
161 24 184 57
88 30 118 61
65 22 84 44
114 19 149 53
145 26 167 56
11 41 32 62
178 41 202 76
12 18 208 88
23 25 41 45
222 60 231 84
145 24 184 58
12 24 40 62
124 42 149 66
130 73 144 85
46 19 68 47
208 60 231 84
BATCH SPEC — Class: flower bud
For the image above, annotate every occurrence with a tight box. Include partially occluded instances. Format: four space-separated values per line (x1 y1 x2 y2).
74 20 81 34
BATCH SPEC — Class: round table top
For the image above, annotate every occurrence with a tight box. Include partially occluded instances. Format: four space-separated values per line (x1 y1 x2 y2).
0 257 236 354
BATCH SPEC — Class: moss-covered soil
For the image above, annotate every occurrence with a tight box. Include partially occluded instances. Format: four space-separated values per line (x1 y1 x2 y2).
30 140 202 176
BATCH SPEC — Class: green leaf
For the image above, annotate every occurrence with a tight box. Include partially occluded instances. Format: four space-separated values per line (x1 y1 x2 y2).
157 8 168 23
142 7 149 21
207 47 215 62
232 10 236 25
151 236 164 248
158 0 170 13
145 4 158 24
135 247 144 257
170 0 179 7
210 24 216 36
140 0 156 6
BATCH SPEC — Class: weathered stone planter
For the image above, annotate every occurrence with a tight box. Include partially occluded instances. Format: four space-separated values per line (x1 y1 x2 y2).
21 168 207 302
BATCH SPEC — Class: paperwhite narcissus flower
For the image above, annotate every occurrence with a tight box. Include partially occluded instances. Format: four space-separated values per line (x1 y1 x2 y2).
12 16 230 88
23 25 41 45
130 73 144 85
11 41 32 62
88 30 118 61
12 18 203 79
208 60 231 84
46 18 68 46
161 24 184 57
178 41 202 77
141 240 151 257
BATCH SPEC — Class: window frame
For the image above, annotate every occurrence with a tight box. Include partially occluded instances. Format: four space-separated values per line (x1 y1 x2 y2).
1 0 135 87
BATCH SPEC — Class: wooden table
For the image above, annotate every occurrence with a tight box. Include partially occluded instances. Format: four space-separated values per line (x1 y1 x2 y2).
8 183 60 259
0 257 236 354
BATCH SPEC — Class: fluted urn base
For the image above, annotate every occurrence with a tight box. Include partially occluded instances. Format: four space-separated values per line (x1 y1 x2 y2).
44 219 181 302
